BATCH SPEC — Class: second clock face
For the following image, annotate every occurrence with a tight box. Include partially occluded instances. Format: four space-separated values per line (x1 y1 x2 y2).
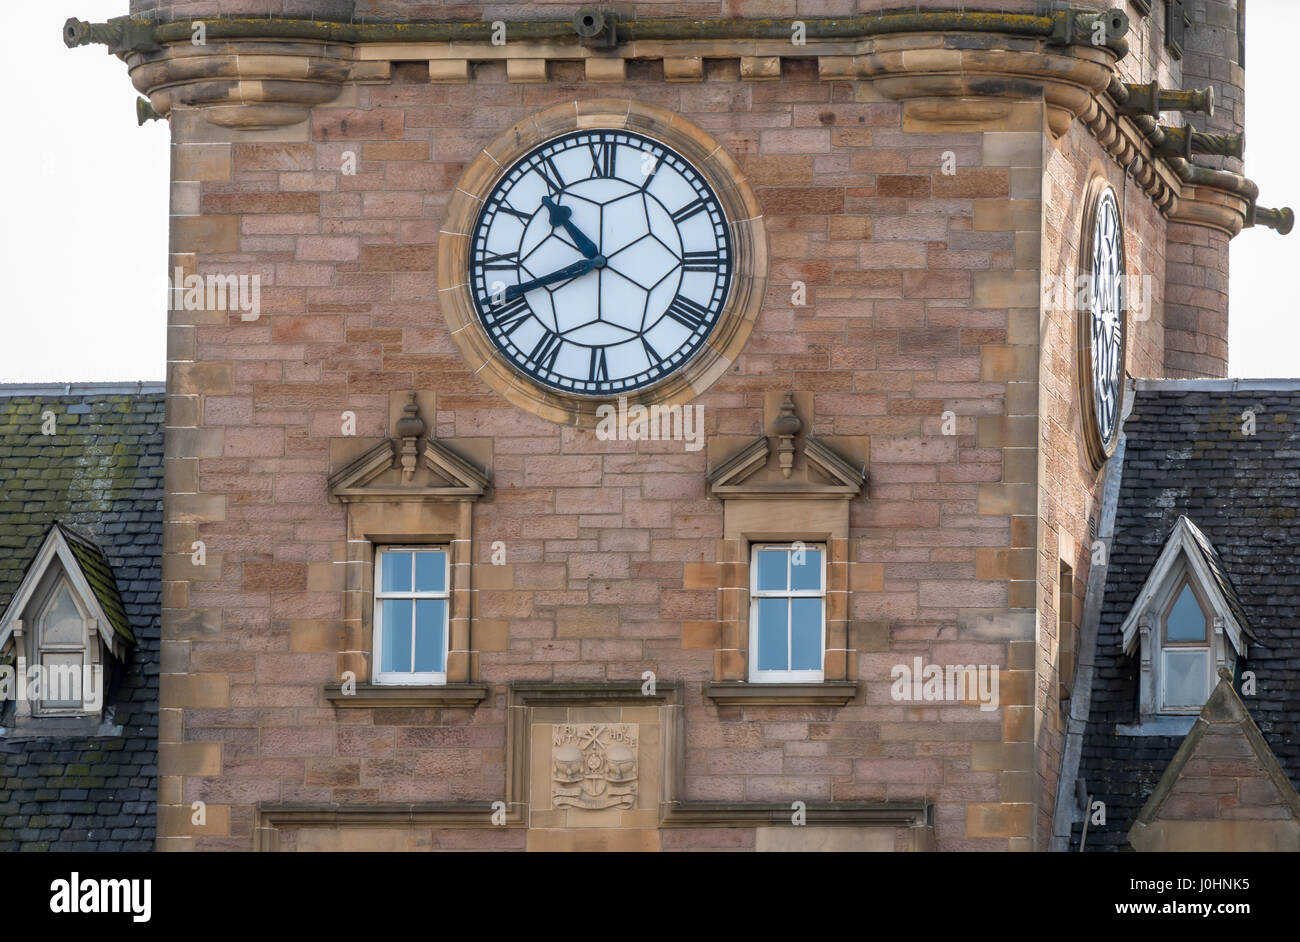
1089 186 1124 451
469 129 732 396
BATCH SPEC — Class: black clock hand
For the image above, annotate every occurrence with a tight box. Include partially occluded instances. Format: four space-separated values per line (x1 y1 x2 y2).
541 195 600 259
503 254 606 300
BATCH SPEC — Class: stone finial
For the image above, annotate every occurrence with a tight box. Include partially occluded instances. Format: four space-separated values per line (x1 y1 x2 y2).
396 392 426 483
772 392 802 479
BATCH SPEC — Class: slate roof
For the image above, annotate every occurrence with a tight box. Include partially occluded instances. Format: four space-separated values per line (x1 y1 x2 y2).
1182 517 1254 640
1071 381 1300 850
0 385 163 851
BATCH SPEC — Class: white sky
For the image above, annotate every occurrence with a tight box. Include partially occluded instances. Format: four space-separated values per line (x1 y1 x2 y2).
0 0 1294 383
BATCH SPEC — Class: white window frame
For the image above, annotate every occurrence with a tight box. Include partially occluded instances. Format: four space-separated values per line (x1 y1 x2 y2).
373 546 451 686
1155 573 1215 715
748 542 827 683
32 574 93 716
1118 518 1252 729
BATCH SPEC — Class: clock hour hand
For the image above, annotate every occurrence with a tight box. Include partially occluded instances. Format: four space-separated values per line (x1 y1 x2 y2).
503 254 606 301
541 195 600 259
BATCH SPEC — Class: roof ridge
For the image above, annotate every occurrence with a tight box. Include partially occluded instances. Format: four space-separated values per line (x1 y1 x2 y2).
0 381 164 397
1136 378 1300 393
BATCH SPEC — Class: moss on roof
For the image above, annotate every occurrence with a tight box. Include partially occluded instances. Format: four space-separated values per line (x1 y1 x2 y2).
0 393 163 617
57 523 133 645
0 389 162 851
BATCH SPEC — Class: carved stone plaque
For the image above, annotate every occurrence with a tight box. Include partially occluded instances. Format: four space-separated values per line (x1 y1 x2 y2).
551 724 638 810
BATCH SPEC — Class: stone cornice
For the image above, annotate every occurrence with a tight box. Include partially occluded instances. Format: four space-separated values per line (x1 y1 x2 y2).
68 8 1127 132
1088 89 1262 237
64 7 1279 236
66 10 1129 54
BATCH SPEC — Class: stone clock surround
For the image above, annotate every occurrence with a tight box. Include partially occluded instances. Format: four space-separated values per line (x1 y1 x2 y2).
438 99 767 428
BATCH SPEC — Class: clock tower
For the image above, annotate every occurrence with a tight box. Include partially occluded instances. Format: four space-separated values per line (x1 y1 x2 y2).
65 0 1286 852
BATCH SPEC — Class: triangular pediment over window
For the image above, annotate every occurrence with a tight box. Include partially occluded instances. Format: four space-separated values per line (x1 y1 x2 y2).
707 392 867 499
0 523 132 661
1119 515 1256 657
327 397 489 504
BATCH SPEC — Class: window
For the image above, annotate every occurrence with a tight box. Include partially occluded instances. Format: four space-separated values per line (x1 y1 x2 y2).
749 543 825 682
1165 0 1187 59
0 524 130 725
1057 560 1077 717
1159 579 1211 712
1118 516 1254 730
373 547 450 685
34 578 92 714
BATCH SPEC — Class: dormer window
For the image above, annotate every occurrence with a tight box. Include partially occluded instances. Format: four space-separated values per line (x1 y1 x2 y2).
0 524 134 725
1119 516 1256 726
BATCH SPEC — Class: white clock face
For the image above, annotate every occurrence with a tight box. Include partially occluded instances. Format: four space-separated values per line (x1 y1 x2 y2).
469 129 732 396
1090 187 1124 450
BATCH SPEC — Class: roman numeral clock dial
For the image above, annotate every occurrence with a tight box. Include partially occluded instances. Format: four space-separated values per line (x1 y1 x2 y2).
469 129 733 395
1082 183 1127 465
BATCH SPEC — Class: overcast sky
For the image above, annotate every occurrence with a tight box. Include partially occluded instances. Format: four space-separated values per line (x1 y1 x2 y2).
1 0 1294 384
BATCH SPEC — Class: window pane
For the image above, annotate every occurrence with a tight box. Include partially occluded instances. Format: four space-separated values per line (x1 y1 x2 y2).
381 599 413 673
756 598 788 671
41 652 82 705
1166 584 1206 641
380 551 412 593
790 548 822 591
414 599 447 673
1163 649 1208 707
41 584 82 644
790 598 823 671
414 550 447 593
756 550 788 592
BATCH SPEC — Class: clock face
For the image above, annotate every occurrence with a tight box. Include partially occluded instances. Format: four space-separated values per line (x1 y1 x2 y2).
1089 186 1125 451
468 129 732 396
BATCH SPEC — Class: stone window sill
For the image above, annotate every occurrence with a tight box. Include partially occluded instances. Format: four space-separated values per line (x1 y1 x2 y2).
1116 715 1197 737
323 682 490 708
0 714 121 740
704 681 857 706
660 799 926 828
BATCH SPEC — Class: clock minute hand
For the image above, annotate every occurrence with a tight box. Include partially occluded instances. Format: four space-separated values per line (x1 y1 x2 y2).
541 195 600 259
503 254 605 301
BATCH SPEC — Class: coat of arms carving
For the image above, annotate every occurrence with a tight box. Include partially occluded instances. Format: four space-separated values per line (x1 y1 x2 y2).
551 724 638 810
